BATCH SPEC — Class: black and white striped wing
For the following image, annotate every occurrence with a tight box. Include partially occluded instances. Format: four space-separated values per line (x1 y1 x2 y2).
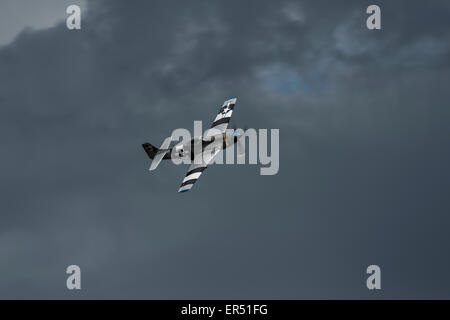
178 148 221 193
207 98 237 134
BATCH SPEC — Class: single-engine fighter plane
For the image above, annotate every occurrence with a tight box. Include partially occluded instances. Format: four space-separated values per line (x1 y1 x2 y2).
142 98 245 193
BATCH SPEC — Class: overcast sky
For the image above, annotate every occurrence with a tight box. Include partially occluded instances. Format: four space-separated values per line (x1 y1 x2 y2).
1 0 450 299
0 0 86 46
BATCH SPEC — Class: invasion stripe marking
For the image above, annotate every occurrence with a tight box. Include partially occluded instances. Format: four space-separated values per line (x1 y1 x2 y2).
183 172 202 183
180 179 198 187
186 167 206 177
211 117 230 128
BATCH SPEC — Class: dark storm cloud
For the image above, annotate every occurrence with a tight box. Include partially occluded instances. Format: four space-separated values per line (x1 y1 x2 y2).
1 0 450 298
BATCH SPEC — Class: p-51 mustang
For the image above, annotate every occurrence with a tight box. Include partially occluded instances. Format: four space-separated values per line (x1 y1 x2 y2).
142 98 244 193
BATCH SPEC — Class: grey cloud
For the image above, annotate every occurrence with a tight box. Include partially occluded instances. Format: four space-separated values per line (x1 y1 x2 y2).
0 0 87 46
0 0 450 298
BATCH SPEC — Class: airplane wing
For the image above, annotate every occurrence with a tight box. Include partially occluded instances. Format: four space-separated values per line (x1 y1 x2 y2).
178 97 236 193
204 97 237 138
178 147 221 193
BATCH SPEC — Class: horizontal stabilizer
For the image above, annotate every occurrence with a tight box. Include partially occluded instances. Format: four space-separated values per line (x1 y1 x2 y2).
149 136 172 171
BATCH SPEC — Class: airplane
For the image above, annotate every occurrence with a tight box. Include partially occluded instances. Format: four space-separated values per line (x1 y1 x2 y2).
142 98 245 193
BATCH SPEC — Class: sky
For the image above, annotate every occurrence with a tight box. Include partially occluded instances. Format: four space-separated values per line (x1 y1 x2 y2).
0 0 450 299
0 0 87 46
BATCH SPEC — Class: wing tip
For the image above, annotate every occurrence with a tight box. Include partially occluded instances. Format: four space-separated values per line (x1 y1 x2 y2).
224 97 237 105
178 185 193 193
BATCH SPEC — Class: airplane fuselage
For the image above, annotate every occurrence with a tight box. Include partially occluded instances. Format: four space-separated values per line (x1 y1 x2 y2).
169 133 237 161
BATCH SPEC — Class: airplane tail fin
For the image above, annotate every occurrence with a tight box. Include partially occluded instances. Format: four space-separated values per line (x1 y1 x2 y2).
142 143 159 160
143 136 172 171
